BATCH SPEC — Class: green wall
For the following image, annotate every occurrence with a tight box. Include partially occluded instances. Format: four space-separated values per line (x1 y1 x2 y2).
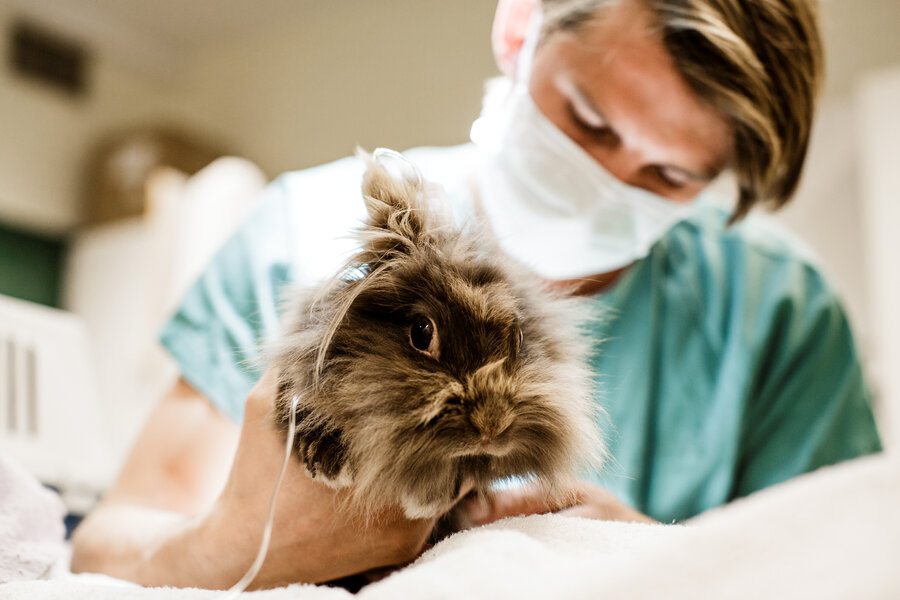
0 224 65 308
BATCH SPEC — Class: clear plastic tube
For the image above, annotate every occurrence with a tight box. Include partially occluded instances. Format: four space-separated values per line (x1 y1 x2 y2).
373 147 424 186
218 393 300 599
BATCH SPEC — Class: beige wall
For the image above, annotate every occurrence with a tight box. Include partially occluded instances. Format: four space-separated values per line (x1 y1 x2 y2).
858 65 900 446
0 5 206 234
182 0 498 176
2 0 899 234
0 1 498 234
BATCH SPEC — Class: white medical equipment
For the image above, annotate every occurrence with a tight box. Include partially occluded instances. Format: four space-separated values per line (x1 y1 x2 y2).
0 293 114 513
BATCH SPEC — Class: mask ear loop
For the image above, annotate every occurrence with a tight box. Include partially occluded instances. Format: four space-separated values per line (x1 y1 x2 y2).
513 2 543 87
218 393 301 599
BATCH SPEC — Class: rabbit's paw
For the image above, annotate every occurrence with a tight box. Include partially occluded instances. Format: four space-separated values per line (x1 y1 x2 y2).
400 487 458 520
400 494 445 520
400 469 470 519
294 408 352 487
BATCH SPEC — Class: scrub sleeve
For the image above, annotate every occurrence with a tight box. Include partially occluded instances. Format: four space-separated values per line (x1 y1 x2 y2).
159 180 296 423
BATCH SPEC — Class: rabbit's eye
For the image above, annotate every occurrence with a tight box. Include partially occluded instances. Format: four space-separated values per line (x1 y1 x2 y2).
517 327 524 349
409 316 439 358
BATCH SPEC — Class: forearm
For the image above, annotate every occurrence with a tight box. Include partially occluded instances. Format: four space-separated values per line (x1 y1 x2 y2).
70 374 436 589
70 502 231 589
558 494 657 523
69 380 247 588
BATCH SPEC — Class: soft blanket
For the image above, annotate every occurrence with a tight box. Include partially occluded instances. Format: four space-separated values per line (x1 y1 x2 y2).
2 451 897 599
0 456 66 583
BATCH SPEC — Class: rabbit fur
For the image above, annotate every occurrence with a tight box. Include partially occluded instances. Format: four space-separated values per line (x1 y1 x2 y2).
271 151 604 520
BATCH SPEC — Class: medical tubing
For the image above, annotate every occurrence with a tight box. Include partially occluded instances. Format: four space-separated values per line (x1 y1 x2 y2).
218 393 301 599
373 147 424 187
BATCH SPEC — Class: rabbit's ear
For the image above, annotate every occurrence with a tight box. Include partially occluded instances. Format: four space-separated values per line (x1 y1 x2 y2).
357 149 430 260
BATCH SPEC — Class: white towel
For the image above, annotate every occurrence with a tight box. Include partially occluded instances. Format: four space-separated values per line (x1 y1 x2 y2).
1 451 897 599
0 456 66 583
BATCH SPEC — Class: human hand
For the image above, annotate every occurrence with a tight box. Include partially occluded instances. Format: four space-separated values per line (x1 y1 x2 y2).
193 369 441 589
458 481 656 529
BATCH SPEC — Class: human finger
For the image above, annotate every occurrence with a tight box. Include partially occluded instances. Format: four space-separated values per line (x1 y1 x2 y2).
458 485 550 527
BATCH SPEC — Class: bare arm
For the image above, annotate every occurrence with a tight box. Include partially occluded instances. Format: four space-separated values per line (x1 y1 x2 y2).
70 377 239 583
71 371 438 589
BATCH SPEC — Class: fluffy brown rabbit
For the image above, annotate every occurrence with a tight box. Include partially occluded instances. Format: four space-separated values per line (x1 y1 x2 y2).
271 150 603 522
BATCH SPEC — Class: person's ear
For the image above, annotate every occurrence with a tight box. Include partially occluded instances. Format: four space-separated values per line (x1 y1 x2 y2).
491 0 538 77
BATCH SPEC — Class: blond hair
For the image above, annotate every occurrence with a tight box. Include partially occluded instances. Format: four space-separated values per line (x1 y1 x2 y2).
542 0 823 221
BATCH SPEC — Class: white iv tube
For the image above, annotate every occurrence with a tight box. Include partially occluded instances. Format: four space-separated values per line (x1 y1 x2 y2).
218 393 301 599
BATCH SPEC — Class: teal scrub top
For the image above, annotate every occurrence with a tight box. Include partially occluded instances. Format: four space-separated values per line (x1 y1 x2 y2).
159 146 882 523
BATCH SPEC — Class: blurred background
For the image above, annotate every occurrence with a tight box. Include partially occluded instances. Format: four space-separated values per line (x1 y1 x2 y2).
0 0 897 516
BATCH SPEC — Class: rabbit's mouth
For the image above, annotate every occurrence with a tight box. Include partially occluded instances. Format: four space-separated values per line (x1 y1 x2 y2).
447 437 514 459
476 437 513 457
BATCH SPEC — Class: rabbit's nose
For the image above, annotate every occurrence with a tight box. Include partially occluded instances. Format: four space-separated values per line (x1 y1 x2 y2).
476 430 500 454
467 408 513 455
474 417 510 442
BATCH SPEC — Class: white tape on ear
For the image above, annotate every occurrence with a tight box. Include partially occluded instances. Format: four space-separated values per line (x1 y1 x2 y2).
219 393 301 598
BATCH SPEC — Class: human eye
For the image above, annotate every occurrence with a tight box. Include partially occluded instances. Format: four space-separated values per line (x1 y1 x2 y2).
567 103 616 140
653 165 690 190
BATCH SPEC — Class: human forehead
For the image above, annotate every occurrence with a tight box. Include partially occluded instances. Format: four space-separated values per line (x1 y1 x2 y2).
533 2 734 176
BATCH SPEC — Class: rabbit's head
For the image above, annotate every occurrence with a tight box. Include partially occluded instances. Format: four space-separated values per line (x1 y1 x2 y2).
274 151 603 518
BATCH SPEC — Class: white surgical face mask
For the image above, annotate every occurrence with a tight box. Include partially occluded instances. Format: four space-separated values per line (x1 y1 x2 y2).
470 4 702 280
472 85 699 281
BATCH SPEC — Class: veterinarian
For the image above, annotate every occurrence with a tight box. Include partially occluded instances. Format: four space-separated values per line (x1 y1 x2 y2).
72 0 882 589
